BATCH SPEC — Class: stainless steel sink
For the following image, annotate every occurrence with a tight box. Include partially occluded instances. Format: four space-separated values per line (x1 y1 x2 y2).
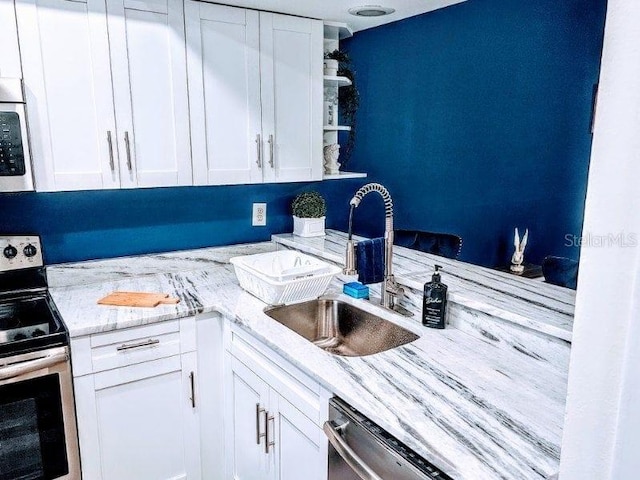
264 297 419 357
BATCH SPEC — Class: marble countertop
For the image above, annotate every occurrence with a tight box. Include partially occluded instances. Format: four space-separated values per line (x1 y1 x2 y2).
273 230 575 342
48 237 568 480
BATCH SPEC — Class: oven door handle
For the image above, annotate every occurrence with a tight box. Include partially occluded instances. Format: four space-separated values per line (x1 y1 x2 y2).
0 351 68 382
323 420 384 480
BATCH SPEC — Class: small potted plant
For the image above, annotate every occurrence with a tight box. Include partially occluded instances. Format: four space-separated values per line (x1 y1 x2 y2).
292 191 326 237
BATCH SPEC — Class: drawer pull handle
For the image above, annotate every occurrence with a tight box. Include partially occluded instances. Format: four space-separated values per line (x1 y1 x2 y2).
256 134 262 168
107 131 115 172
116 338 160 352
268 134 275 169
189 371 196 408
265 411 275 454
124 131 133 171
256 404 266 444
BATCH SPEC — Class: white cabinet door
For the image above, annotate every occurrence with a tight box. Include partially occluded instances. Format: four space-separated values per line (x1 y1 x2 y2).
259 13 323 183
74 355 200 480
224 353 271 480
107 0 192 188
186 2 262 186
16 0 119 191
270 394 327 480
224 326 330 480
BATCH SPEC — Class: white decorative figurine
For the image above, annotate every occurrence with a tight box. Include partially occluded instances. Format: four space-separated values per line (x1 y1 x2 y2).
510 227 529 274
323 143 341 175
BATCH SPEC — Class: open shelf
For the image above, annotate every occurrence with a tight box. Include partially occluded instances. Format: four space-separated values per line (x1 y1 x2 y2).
323 21 353 40
323 125 351 131
323 171 367 180
323 75 352 87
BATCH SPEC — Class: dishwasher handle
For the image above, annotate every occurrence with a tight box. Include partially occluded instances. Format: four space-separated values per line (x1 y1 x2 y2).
323 420 383 480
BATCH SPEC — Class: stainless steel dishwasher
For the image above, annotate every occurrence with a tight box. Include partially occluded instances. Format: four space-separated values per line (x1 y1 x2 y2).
325 398 453 480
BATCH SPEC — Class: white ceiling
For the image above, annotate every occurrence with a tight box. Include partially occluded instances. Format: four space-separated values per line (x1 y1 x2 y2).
211 0 466 33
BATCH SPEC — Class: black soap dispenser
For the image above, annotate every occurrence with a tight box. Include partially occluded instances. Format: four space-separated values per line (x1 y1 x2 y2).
422 265 448 329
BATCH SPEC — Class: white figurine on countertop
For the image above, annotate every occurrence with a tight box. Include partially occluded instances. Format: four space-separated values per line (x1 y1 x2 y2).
510 227 529 274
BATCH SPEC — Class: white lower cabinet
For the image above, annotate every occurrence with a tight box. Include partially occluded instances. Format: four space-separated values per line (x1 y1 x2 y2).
71 318 201 480
225 355 271 480
70 316 329 480
270 393 327 480
224 324 330 480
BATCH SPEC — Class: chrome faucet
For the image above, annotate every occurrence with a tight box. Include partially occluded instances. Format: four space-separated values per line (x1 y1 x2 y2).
344 183 413 316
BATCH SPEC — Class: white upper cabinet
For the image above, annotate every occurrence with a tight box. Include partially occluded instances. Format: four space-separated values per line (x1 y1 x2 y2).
16 0 119 191
16 0 191 191
108 0 192 188
16 0 322 190
186 4 323 185
185 2 262 185
259 13 323 183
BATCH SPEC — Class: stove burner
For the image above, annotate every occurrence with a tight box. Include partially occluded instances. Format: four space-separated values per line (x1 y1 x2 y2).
32 328 46 337
0 322 50 344
0 295 64 356
0 234 68 358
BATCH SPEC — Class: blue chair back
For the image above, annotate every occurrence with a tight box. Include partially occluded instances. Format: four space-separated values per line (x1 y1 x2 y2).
394 230 462 260
542 256 579 289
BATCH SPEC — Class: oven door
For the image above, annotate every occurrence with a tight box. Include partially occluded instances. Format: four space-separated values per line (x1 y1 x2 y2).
0 346 80 480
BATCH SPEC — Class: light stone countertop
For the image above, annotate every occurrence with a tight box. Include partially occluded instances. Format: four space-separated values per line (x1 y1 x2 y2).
48 235 569 480
272 230 575 342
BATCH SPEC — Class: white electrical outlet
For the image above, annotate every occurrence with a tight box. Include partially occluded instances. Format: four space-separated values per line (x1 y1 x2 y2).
252 203 267 226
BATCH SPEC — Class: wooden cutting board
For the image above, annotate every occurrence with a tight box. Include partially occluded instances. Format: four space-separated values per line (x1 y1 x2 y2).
97 291 181 308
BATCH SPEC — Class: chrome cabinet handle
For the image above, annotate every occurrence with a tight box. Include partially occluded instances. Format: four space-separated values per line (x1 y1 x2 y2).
323 421 383 480
189 371 196 408
107 131 115 171
124 131 133 171
0 351 68 383
268 134 274 168
116 338 160 352
256 134 262 168
256 404 266 444
265 411 275 453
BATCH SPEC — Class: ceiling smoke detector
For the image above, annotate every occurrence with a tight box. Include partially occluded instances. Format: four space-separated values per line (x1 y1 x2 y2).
348 5 396 17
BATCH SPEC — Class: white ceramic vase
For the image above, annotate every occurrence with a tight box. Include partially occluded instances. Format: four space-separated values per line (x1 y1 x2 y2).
323 59 339 76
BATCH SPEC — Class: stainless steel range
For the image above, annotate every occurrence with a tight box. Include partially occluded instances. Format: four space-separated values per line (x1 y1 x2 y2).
0 235 80 480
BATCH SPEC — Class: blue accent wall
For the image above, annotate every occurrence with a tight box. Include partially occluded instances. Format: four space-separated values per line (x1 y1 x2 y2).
0 0 607 268
342 0 607 267
0 180 363 264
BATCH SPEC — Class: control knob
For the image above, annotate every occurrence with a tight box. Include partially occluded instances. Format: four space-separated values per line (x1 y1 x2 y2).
23 244 38 258
3 245 17 259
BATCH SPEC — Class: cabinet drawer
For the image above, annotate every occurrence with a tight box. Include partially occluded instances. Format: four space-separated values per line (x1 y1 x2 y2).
90 321 180 373
71 321 181 376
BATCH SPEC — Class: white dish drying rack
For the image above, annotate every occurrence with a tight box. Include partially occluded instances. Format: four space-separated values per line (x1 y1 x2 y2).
230 250 341 305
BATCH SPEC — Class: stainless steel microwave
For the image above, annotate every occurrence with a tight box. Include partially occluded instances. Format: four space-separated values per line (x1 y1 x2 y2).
0 78 34 192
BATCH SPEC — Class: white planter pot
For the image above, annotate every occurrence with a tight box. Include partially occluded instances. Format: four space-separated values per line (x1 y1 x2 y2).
293 216 326 237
